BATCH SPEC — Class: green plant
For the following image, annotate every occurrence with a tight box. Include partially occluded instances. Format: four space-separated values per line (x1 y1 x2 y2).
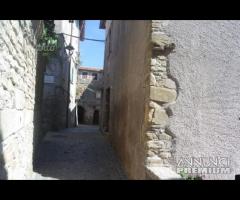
179 171 203 180
37 20 59 59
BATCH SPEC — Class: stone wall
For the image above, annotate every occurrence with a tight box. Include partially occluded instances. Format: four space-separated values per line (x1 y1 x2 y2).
0 20 42 179
145 21 181 179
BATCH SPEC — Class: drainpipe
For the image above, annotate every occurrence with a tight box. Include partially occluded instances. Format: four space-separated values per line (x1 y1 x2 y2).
66 20 74 128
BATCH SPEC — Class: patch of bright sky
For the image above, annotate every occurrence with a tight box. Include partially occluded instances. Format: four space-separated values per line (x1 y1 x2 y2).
80 20 105 69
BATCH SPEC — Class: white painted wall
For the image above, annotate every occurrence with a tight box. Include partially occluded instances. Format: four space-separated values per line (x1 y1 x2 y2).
160 20 240 179
54 20 80 122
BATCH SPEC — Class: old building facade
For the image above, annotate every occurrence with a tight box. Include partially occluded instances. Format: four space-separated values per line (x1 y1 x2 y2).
100 20 240 180
42 20 85 132
76 66 103 125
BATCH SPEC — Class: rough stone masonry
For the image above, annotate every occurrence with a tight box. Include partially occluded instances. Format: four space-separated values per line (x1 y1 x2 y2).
0 20 41 179
145 20 181 179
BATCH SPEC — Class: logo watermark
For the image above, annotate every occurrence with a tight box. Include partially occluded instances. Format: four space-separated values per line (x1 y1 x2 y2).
176 157 231 175
36 43 59 52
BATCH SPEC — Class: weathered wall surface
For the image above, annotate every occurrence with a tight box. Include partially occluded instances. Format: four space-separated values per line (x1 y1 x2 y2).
158 20 240 179
42 20 80 132
102 20 152 179
42 35 69 132
100 21 112 133
57 20 79 127
0 20 41 179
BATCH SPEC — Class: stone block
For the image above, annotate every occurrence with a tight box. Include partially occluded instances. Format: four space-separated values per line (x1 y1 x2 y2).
147 141 164 150
0 109 24 140
152 33 175 51
0 56 8 72
158 60 167 67
159 152 172 159
148 107 154 122
151 58 157 66
146 166 182 180
24 110 33 126
150 73 156 86
14 89 25 110
158 56 167 60
150 86 177 103
158 132 172 140
149 101 169 127
145 131 158 140
149 101 159 109
146 149 158 157
146 156 163 167
0 86 13 109
152 105 169 127
164 78 176 89
151 65 167 73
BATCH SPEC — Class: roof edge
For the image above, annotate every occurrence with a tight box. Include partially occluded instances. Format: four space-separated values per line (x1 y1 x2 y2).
99 20 106 29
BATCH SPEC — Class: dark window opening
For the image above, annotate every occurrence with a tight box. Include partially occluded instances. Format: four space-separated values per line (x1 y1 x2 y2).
82 72 88 79
92 73 98 80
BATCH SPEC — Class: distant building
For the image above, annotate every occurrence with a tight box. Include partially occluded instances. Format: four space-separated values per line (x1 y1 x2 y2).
76 66 103 125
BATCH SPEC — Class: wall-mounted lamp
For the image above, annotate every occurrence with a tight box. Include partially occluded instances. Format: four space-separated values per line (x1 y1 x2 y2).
65 44 75 55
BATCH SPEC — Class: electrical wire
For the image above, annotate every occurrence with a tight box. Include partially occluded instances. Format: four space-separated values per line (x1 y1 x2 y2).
62 33 105 42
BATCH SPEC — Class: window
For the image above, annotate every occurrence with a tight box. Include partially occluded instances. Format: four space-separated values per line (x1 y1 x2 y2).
82 72 88 79
96 91 101 99
92 73 98 80
44 75 55 84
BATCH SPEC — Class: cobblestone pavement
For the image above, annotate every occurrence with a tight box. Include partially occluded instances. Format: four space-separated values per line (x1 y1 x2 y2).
34 125 127 180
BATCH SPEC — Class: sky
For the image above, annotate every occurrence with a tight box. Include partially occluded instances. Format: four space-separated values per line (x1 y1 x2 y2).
80 20 105 69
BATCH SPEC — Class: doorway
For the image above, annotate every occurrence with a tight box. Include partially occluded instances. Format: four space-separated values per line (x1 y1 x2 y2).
104 88 110 132
93 110 100 125
78 106 85 124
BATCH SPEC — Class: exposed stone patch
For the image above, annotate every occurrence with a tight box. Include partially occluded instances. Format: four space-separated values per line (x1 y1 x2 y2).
144 20 179 179
149 101 169 127
146 156 163 166
164 78 176 89
150 86 177 104
152 33 175 52
146 166 182 180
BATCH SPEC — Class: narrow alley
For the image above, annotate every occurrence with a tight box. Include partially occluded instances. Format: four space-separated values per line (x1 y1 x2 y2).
34 125 126 180
2 20 240 180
